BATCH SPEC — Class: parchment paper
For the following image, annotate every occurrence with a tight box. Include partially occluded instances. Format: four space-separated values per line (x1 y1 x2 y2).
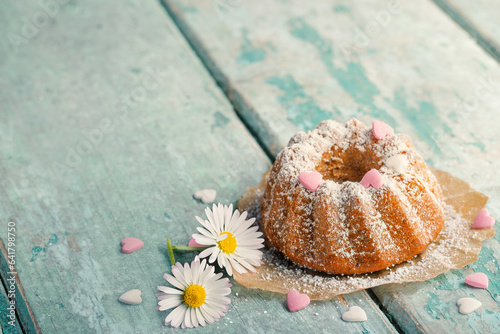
235 168 495 300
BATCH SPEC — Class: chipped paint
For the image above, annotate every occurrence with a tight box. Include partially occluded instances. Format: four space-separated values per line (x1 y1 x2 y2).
267 74 332 130
391 88 452 156
30 246 46 262
333 4 350 13
211 111 230 132
289 17 396 125
237 29 266 65
45 234 58 247
424 293 452 320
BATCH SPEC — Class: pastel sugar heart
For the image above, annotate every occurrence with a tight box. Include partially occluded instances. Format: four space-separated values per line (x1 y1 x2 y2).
119 289 142 305
465 273 488 289
121 237 144 253
286 289 310 312
298 171 322 192
188 237 206 248
472 209 495 229
194 189 217 204
342 306 367 322
360 169 383 188
385 155 409 174
372 120 394 140
457 297 481 314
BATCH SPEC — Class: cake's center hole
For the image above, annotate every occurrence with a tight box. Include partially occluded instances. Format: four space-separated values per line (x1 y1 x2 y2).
183 284 206 308
217 232 237 254
316 146 379 183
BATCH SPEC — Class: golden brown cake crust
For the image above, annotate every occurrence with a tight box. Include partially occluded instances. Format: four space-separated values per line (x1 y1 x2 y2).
260 118 445 275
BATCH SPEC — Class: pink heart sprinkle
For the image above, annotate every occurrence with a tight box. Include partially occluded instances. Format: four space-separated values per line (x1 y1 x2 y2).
188 238 206 248
372 120 394 140
286 289 310 312
298 171 322 192
121 237 144 253
472 209 495 229
465 272 488 289
360 169 383 188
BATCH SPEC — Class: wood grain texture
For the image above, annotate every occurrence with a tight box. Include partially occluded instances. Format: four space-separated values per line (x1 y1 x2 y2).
162 0 500 332
433 0 500 63
0 0 397 333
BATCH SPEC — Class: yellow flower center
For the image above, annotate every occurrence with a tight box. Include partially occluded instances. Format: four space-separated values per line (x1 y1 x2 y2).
183 284 206 308
217 232 237 254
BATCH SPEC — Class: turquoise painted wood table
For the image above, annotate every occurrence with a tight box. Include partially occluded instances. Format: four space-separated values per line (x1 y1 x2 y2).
1 0 499 333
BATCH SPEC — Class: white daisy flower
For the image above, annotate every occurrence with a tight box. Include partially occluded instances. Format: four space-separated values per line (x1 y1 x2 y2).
192 203 265 276
156 256 231 329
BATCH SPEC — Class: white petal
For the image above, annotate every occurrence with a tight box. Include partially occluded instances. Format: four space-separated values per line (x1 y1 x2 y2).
183 262 192 284
231 217 256 236
199 305 216 324
158 297 182 311
198 263 215 283
209 204 220 231
196 216 217 236
206 287 232 296
237 225 260 237
194 227 216 240
205 206 218 232
156 292 168 299
216 252 227 269
165 304 187 328
224 205 233 229
195 307 206 327
198 246 215 262
158 285 183 295
170 267 188 288
228 208 240 227
227 257 247 274
235 238 265 247
234 257 257 272
190 307 199 328
184 305 192 328
208 247 220 264
203 302 225 318
218 254 232 276
190 257 201 283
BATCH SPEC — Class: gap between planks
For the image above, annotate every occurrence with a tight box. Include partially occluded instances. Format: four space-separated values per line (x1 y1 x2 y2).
158 0 277 161
432 0 500 63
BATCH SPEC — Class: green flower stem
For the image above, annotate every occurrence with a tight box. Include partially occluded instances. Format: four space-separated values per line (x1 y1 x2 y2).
167 238 210 265
167 238 175 265
172 246 209 251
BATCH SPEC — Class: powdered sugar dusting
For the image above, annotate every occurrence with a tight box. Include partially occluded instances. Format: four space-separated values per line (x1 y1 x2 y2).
247 204 482 297
236 167 494 300
260 118 446 274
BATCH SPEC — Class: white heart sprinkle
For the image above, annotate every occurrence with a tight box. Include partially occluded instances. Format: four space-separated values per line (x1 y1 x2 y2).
457 297 481 314
194 189 217 204
119 289 142 305
385 155 409 174
342 306 367 322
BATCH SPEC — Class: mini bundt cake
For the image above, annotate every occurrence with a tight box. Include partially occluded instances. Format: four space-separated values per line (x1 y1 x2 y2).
260 118 445 274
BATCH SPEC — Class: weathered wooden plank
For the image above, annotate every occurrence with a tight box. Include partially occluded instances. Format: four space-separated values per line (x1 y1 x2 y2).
433 0 500 63
162 0 500 332
0 1 397 333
